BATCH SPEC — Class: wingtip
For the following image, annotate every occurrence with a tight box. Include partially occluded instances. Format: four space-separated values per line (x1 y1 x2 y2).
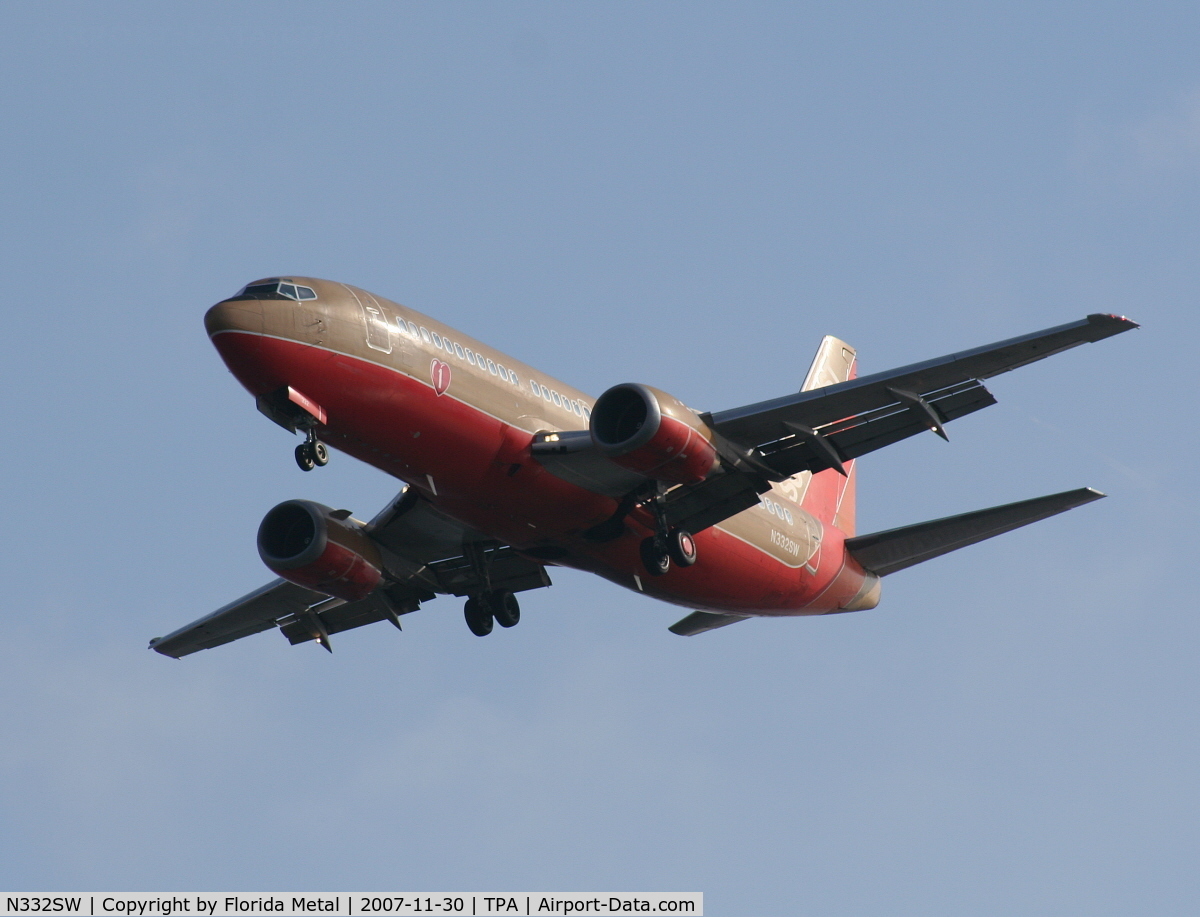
148 639 182 659
1087 313 1140 333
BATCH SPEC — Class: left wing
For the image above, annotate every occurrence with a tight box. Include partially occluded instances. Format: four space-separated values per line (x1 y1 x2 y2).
151 488 550 657
149 578 326 658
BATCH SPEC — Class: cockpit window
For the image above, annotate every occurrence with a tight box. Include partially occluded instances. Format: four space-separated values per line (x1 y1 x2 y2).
228 279 319 302
235 280 288 300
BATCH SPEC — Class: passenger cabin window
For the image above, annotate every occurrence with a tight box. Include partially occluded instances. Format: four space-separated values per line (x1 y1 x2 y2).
432 331 443 349
420 327 432 344
454 343 465 359
551 391 562 407
497 364 508 381
487 359 497 375
407 321 419 338
509 370 520 386
466 350 476 366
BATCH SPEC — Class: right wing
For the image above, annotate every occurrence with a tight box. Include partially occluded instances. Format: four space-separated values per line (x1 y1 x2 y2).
705 313 1137 479
559 314 1136 539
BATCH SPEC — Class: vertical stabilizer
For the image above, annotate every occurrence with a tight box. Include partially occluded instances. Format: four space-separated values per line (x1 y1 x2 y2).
801 336 857 393
797 336 858 535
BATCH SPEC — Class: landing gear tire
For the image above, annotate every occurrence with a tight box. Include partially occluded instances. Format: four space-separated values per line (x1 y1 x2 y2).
295 436 329 471
295 443 316 471
492 591 521 628
640 536 671 577
464 597 494 636
667 528 698 567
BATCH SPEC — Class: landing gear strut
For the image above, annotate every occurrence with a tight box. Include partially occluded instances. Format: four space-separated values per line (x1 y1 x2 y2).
464 590 520 636
294 429 329 472
637 483 698 576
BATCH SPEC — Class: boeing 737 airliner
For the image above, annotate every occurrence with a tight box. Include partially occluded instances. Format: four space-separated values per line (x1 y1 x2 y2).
150 278 1135 656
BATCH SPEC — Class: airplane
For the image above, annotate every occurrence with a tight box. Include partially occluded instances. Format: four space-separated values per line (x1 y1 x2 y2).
149 277 1137 657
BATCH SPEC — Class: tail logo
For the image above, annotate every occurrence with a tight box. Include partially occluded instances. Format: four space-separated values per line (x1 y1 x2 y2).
431 359 452 396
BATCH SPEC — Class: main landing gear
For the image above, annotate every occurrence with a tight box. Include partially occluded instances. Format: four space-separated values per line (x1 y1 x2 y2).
464 590 521 636
636 482 698 577
294 429 329 472
640 527 698 577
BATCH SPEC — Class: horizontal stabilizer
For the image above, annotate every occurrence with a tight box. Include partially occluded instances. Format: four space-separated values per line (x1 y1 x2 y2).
669 610 751 636
844 487 1105 576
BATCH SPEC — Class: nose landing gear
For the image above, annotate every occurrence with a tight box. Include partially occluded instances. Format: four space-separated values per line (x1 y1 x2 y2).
294 430 329 472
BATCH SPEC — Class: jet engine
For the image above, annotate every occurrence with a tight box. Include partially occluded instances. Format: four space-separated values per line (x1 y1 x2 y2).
589 383 719 485
257 500 383 601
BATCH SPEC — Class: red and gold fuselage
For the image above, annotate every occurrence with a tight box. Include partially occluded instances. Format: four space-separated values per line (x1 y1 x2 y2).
206 277 878 618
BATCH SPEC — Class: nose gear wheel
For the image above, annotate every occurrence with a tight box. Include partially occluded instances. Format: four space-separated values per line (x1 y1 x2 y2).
294 431 329 471
295 443 315 471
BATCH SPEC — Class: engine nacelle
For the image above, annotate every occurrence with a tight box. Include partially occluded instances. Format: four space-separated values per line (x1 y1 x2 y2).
257 500 383 601
590 383 719 485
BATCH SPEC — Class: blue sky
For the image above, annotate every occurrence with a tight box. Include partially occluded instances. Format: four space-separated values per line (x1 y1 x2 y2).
1 3 1197 913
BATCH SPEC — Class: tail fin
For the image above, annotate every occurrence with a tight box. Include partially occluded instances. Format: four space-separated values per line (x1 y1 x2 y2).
796 336 858 535
844 487 1105 576
801 335 857 393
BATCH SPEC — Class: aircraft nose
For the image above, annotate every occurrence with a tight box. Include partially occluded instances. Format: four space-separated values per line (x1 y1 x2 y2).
205 298 264 338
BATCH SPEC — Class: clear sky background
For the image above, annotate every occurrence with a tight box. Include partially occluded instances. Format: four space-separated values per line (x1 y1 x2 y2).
1 3 1196 914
